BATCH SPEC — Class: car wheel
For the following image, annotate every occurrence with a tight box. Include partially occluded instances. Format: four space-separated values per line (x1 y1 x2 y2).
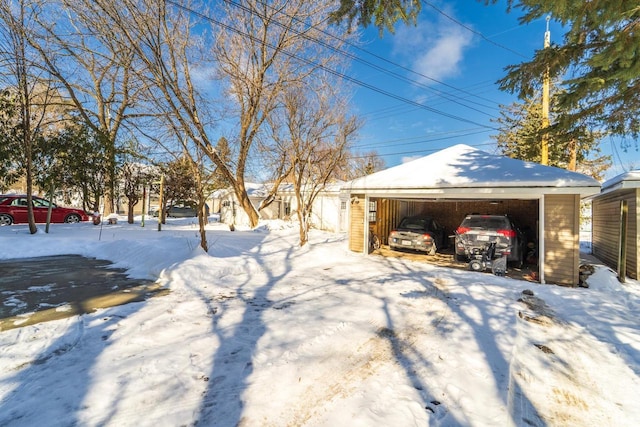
371 234 381 251
64 214 81 223
513 257 523 269
0 214 13 226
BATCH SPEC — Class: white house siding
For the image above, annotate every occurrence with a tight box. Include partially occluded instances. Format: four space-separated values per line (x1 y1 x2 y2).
214 183 346 232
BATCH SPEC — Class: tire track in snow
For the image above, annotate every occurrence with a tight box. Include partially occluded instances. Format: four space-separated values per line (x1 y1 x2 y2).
509 290 639 426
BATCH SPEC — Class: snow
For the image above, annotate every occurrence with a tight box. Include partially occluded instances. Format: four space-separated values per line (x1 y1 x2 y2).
600 169 640 192
346 144 601 192
1 216 639 426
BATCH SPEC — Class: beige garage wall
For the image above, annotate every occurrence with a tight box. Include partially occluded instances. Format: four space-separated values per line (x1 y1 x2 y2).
544 194 580 285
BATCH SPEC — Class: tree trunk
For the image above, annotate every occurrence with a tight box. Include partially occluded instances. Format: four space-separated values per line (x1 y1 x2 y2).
233 182 259 228
103 145 116 215
195 165 208 252
126 196 137 224
568 138 577 171
295 188 308 246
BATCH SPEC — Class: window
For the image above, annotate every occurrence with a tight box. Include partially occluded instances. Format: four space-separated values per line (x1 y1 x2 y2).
284 202 291 216
368 200 377 222
340 201 346 210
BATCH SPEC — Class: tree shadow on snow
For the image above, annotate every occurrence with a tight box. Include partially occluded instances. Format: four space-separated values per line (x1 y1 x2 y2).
373 255 547 426
0 303 146 426
189 234 298 426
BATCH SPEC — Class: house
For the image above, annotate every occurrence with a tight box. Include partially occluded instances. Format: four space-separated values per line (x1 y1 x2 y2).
591 170 640 280
275 182 348 232
215 184 279 226
343 144 601 286
214 182 348 232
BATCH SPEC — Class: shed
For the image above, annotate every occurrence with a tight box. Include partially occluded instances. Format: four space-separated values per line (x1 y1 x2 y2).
343 144 601 285
591 170 640 279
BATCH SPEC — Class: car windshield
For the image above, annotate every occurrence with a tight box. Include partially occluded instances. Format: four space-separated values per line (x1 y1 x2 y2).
399 218 431 231
462 216 510 229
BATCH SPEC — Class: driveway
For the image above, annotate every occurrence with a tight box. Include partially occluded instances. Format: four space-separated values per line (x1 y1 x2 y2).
372 245 539 281
0 255 166 331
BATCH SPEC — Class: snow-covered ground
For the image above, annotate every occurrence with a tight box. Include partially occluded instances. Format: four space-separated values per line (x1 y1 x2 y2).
1 217 639 426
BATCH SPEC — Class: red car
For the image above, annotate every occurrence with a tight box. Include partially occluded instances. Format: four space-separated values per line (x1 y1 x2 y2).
0 194 89 226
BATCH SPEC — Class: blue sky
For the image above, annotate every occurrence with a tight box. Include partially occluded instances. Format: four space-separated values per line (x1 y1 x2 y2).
345 0 639 180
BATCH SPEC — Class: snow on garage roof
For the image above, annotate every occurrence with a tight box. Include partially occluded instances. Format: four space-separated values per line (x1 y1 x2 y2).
346 144 600 198
600 170 640 193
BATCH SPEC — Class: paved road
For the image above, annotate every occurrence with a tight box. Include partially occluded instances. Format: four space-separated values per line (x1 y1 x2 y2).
0 255 165 331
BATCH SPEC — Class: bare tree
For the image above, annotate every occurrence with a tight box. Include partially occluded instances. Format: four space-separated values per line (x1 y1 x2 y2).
70 0 354 241
26 0 146 216
0 0 65 233
345 150 386 179
269 79 359 246
119 160 153 224
211 0 354 227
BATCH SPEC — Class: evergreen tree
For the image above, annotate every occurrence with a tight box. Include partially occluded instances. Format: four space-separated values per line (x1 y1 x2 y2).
329 0 421 33
332 0 639 147
492 91 610 180
498 1 640 145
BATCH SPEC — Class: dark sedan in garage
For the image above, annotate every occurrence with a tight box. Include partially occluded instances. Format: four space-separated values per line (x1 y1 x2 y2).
388 215 447 256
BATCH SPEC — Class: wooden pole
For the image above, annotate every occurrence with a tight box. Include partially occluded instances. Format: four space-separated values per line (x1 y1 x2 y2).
541 15 551 165
157 175 164 232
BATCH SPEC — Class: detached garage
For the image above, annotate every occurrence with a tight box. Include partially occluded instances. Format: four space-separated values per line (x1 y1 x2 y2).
591 171 640 280
344 145 601 286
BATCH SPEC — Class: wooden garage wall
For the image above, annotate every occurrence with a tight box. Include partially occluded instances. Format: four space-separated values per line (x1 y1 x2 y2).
349 194 366 252
370 199 421 245
544 194 579 286
592 189 639 279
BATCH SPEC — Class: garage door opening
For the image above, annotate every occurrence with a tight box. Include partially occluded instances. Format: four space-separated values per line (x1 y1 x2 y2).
365 197 540 280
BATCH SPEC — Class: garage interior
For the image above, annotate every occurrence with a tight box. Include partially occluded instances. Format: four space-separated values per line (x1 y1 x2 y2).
365 197 540 279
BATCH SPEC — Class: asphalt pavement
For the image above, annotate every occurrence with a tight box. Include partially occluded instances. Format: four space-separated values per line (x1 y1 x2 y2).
0 255 165 331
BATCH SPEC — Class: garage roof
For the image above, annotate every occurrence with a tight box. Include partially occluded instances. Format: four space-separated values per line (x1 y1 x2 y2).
600 170 640 194
346 144 601 199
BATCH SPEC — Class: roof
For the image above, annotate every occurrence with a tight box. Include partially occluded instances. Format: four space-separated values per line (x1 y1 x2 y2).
600 170 640 194
345 144 601 199
212 181 345 199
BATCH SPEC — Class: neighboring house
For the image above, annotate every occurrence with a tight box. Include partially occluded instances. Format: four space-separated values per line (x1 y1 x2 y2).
215 184 279 226
591 170 639 280
214 182 348 232
276 182 348 233
343 144 601 286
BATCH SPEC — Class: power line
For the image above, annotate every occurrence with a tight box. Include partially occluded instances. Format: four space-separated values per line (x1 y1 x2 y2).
347 141 497 160
355 128 491 150
166 0 499 130
218 0 500 117
423 1 529 59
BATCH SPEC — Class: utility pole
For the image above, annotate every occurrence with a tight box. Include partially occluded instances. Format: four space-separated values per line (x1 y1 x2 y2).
541 15 551 165
157 175 164 231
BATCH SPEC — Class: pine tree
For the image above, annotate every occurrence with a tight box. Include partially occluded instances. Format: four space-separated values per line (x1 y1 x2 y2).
499 1 640 144
492 91 610 180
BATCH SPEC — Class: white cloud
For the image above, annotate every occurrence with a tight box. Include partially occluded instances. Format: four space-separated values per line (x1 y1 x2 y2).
393 12 474 83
